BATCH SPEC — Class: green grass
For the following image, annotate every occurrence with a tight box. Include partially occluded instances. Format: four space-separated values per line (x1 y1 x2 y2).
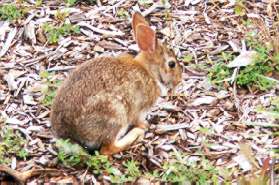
116 8 129 19
55 140 272 184
208 62 231 86
117 160 141 182
0 4 25 21
208 13 279 91
55 139 141 183
257 96 279 121
234 0 246 16
0 126 28 164
237 63 274 91
42 23 80 44
55 139 232 184
208 34 278 91
156 153 221 184
54 10 69 22
35 0 43 6
270 97 279 112
56 139 89 167
182 54 193 64
138 0 153 6
65 0 77 6
39 71 61 106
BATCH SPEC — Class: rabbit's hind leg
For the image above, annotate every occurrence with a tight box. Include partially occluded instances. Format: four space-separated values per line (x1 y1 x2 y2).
100 127 145 155
134 120 149 130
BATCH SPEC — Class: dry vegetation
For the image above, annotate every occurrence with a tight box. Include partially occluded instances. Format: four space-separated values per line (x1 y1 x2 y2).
0 0 278 184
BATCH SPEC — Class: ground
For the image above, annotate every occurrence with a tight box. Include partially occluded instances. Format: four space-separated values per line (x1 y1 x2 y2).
0 0 278 184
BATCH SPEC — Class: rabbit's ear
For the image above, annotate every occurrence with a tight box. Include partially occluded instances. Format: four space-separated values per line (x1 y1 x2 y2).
132 12 149 38
136 24 156 53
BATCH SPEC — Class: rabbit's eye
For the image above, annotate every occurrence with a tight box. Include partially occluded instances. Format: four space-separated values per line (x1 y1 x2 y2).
168 61 176 68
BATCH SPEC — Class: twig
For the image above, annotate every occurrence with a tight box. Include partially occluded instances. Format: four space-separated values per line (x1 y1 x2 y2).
14 78 26 97
47 66 76 72
188 48 198 64
10 125 32 141
0 165 60 185
148 157 161 168
155 123 191 134
0 28 17 58
142 3 161 17
22 50 59 67
232 70 241 116
80 167 89 185
103 0 126 14
21 53 49 64
142 1 171 17
78 22 124 37
243 121 279 128
202 1 211 24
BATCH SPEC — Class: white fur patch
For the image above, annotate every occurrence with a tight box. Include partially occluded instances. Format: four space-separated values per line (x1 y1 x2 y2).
115 125 129 140
139 111 148 122
156 80 168 96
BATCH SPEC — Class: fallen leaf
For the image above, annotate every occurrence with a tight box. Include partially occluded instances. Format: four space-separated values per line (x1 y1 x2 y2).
24 21 36 44
4 72 18 91
227 51 258 68
191 96 217 106
5 117 25 125
233 154 252 171
23 95 37 105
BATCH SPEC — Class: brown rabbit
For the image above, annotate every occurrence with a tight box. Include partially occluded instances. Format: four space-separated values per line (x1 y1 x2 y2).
51 12 182 155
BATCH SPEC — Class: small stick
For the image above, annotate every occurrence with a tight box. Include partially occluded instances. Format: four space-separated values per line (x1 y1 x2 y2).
155 123 191 134
243 121 279 128
142 3 161 17
0 165 60 185
21 54 49 64
47 66 76 72
103 0 127 14
78 22 124 37
0 28 17 58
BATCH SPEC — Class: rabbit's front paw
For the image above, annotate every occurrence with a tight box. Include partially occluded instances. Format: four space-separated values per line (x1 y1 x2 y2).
134 127 145 142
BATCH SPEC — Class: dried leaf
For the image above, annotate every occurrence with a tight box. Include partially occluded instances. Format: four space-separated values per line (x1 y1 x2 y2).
0 27 17 58
227 51 258 68
24 21 36 44
191 96 217 106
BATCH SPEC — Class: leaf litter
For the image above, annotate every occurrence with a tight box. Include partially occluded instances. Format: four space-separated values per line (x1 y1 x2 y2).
0 0 278 184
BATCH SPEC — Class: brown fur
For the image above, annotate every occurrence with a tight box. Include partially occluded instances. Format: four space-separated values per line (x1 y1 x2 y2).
51 12 182 155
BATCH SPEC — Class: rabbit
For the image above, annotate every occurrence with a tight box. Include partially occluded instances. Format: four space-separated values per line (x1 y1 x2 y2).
50 12 182 155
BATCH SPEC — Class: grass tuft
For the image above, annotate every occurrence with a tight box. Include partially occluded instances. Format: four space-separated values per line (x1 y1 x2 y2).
42 23 80 44
208 35 278 91
0 4 25 21
39 71 61 106
0 127 28 164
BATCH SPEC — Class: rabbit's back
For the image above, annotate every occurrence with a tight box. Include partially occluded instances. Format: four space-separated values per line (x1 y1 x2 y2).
51 56 159 148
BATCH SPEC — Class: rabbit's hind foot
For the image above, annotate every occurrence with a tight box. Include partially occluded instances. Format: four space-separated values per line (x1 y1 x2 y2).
100 127 145 155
